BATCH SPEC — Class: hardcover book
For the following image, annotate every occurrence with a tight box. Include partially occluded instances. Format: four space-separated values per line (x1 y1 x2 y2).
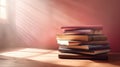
61 25 103 31
64 29 102 35
59 44 110 51
58 53 108 60
57 40 109 46
59 47 110 55
57 34 107 41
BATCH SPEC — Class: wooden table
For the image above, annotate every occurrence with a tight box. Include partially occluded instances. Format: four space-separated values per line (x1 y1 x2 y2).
0 48 120 67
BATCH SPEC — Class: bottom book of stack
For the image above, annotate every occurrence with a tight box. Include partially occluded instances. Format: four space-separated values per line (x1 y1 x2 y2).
58 48 109 60
59 53 108 60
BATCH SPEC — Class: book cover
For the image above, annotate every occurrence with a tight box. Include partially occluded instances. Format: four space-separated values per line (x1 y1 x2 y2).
59 47 110 55
58 52 108 60
57 40 109 46
57 34 107 41
59 44 110 50
64 29 102 35
61 25 103 31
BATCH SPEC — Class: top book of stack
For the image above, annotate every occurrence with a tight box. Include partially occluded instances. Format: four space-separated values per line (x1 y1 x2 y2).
61 25 103 31
61 25 103 35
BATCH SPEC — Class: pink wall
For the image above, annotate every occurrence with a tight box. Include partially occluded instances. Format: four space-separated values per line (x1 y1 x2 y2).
15 0 120 52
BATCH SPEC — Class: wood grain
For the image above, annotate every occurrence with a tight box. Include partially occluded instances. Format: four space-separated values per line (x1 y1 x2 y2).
0 48 120 67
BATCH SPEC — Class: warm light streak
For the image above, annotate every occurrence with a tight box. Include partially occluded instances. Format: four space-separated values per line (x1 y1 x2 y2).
0 0 7 19
0 48 54 58
0 48 93 66
0 7 7 19
0 48 119 67
0 0 6 6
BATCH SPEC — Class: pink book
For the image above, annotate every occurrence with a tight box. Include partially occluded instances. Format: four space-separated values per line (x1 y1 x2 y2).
61 25 103 31
63 29 102 35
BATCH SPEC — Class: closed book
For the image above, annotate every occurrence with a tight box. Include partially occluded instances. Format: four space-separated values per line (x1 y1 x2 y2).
57 40 109 46
59 47 110 55
59 44 110 51
58 53 108 60
61 25 103 31
56 34 107 41
81 41 109 45
64 29 102 35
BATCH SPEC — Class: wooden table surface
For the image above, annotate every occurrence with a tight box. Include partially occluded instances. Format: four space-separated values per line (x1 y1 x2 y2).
0 48 120 67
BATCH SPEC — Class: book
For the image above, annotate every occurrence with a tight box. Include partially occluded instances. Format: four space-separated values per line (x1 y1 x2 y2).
57 34 107 41
59 47 110 55
81 41 109 45
58 53 108 60
57 40 109 46
59 44 110 51
64 29 102 35
61 25 103 31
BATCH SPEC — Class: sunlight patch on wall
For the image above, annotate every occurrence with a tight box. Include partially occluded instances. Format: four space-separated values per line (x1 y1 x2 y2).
0 0 7 20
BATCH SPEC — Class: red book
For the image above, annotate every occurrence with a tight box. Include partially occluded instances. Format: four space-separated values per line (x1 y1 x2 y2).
64 29 102 35
61 25 103 31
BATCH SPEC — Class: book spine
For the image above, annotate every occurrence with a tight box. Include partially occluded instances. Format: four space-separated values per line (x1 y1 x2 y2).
58 54 108 60
64 29 102 35
81 41 109 45
57 35 107 41
88 45 110 50
56 35 89 41
59 44 110 50
59 47 93 53
58 40 109 46
89 35 107 41
61 26 103 31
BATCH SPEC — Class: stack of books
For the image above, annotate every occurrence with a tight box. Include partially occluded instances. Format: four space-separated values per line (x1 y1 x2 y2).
56 25 110 60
